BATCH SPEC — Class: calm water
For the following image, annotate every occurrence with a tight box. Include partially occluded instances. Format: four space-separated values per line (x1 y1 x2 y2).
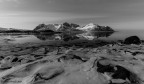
99 30 144 41
0 30 144 44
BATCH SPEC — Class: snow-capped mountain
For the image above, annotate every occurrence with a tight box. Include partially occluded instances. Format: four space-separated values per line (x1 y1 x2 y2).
76 23 97 31
76 23 114 32
54 24 61 30
34 22 114 32
34 24 62 32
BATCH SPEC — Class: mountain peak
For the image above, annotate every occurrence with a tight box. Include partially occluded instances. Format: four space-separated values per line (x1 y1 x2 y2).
86 23 96 26
77 23 97 31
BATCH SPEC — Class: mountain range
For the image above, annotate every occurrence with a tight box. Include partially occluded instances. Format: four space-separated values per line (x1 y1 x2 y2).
0 22 115 33
34 22 114 32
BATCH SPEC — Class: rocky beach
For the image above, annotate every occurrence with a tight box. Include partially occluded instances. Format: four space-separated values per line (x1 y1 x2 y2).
0 34 144 84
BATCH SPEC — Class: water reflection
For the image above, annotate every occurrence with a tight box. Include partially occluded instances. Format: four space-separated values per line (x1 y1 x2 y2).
34 32 114 41
60 33 80 42
90 32 114 38
34 34 58 41
1 30 144 44
0 32 115 44
76 32 114 40
0 34 29 44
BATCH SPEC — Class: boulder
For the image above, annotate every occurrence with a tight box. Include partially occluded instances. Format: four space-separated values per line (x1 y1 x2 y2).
96 60 141 84
124 36 141 45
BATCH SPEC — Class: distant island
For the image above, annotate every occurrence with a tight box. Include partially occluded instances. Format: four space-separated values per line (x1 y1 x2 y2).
34 22 115 33
0 22 115 34
0 27 34 34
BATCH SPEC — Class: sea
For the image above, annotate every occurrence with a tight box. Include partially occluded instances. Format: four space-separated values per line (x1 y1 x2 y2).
0 30 144 44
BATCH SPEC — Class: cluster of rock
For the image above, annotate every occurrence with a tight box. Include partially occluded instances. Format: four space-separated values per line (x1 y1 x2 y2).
33 22 114 33
0 35 143 84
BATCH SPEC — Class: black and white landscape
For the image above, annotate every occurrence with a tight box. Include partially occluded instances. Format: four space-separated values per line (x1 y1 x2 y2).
0 0 144 84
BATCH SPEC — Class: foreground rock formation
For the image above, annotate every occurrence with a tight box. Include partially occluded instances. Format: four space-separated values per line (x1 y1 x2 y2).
124 36 141 45
0 40 144 84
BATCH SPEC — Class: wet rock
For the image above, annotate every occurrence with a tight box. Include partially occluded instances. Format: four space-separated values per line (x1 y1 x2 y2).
111 65 130 80
31 48 46 55
58 55 88 62
0 51 13 57
0 67 12 71
96 61 141 84
1 40 144 84
11 57 19 62
0 56 4 60
33 66 65 83
132 51 144 56
124 36 141 45
38 68 64 80
97 61 115 73
15 48 34 56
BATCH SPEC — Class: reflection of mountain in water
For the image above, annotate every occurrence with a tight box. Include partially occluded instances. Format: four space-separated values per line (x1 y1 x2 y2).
77 32 114 40
34 34 61 41
60 33 79 42
34 33 79 42
91 32 114 38
34 32 114 41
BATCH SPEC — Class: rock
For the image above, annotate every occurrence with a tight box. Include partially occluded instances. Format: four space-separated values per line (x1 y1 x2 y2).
124 36 141 45
58 55 87 63
96 60 141 84
31 48 46 55
1 40 144 84
97 61 115 73
15 48 34 56
37 67 64 80
12 57 18 62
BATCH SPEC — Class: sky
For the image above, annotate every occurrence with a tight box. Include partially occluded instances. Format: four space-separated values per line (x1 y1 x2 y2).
0 0 144 30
